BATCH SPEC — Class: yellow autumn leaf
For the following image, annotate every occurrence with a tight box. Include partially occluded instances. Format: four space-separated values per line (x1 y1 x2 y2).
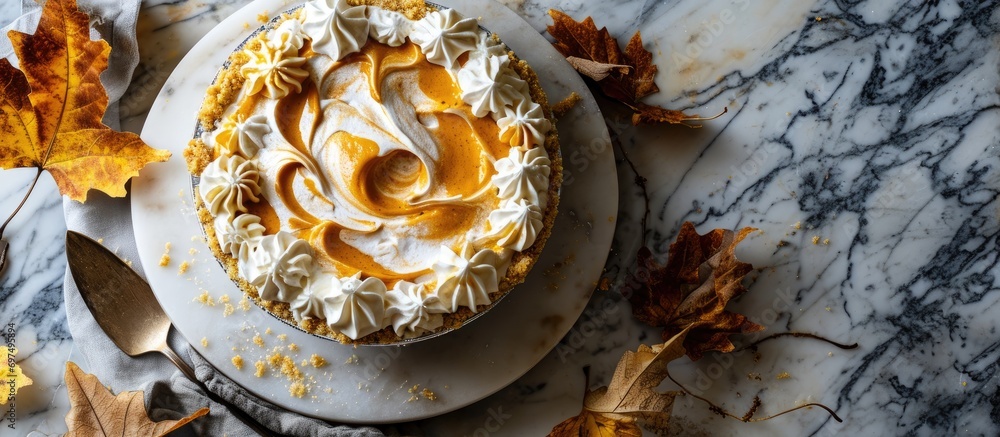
64 361 208 436
0 0 170 202
548 328 690 436
1 347 32 405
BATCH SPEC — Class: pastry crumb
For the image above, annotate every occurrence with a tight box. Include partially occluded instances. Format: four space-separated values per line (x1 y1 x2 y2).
288 343 299 352
776 372 791 380
257 11 269 23
289 381 307 398
551 92 580 118
239 298 252 311
201 337 208 347
159 254 171 267
195 290 216 306
310 354 326 368
178 261 190 274
232 355 244 370
421 388 437 400
811 236 820 245
281 356 302 380
223 303 235 317
253 334 265 347
792 221 801 230
277 334 288 342
265 328 273 335
345 354 359 364
254 360 266 377
220 294 230 303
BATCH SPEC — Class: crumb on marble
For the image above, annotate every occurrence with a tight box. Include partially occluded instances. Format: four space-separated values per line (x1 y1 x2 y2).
345 354 359 364
265 328 273 335
776 372 791 380
277 334 288 342
288 343 299 352
551 92 580 119
201 337 208 347
178 261 190 274
421 388 437 401
195 290 216 306
232 355 244 370
267 352 283 368
220 294 230 303
281 356 302 380
189 247 198 255
159 254 171 267
792 221 801 230
253 334 265 347
811 236 820 245
239 298 252 311
815 16 822 21
289 381 307 398
408 384 419 394
255 360 266 378
223 303 235 317
310 354 326 368
823 238 831 245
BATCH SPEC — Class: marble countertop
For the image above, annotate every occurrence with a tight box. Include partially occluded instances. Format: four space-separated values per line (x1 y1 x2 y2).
2 0 998 435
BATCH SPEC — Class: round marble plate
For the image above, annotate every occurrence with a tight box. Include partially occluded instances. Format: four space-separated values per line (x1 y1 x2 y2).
133 0 616 423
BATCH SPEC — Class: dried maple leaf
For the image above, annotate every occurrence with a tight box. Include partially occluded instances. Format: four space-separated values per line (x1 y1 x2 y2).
0 0 170 202
629 222 764 360
64 361 208 436
548 328 690 437
547 10 705 126
1 347 32 405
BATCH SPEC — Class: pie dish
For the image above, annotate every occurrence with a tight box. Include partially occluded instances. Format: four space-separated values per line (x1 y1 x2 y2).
183 0 562 343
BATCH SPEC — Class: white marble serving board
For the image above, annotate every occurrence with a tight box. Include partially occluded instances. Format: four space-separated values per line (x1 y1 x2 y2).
131 0 616 423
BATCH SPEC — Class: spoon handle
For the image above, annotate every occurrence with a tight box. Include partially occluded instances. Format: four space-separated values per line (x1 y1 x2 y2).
159 344 277 436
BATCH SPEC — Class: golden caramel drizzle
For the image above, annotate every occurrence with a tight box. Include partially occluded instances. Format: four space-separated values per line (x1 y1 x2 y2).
268 41 513 281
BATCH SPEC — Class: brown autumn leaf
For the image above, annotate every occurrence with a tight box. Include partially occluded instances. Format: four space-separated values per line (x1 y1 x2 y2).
64 361 208 436
548 328 690 437
0 0 170 202
628 222 764 360
547 9 702 126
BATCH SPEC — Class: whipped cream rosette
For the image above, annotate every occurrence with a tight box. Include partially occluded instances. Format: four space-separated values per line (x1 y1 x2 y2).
186 0 562 343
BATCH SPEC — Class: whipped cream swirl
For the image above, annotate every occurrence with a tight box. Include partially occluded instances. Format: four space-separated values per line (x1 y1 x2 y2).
497 100 551 147
409 9 478 68
458 55 525 118
241 43 309 99
385 282 447 337
368 8 410 47
314 272 387 339
269 18 306 56
216 114 270 158
485 199 543 251
432 243 501 312
303 0 369 61
215 214 265 259
491 146 551 208
240 231 313 303
199 155 261 218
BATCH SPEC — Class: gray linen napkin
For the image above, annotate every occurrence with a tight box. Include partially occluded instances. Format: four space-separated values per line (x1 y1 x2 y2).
3 1 383 435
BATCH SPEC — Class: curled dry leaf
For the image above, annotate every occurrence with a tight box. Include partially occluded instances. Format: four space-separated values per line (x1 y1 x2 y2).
548 328 690 436
628 222 764 360
64 361 208 436
547 10 705 126
0 0 170 202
